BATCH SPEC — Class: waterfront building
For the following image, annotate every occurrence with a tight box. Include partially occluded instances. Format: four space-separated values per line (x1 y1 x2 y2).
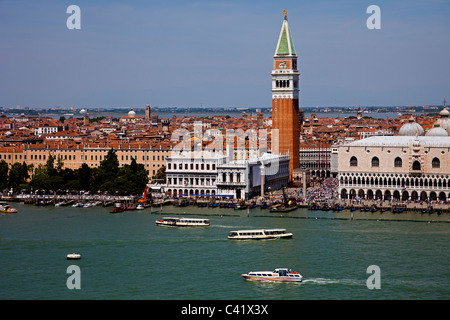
217 152 290 199
1 141 169 178
165 149 290 200
299 142 331 179
337 136 450 201
271 11 300 178
165 150 224 197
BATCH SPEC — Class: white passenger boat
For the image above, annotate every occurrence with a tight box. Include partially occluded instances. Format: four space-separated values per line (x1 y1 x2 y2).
67 253 81 260
0 204 18 214
155 217 210 227
242 268 302 282
228 229 293 240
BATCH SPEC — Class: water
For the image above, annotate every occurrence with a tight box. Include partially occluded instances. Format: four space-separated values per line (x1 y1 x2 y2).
1 203 449 300
33 111 418 120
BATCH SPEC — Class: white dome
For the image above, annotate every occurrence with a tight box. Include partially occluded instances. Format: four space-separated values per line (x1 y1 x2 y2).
80 109 86 114
128 108 136 117
426 125 448 137
399 116 424 136
439 107 449 117
435 107 450 135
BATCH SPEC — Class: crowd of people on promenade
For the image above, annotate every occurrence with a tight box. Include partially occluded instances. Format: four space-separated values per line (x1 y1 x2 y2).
276 178 339 204
280 177 449 208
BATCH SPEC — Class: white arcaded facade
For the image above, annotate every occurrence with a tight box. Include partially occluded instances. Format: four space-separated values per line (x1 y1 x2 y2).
337 136 450 202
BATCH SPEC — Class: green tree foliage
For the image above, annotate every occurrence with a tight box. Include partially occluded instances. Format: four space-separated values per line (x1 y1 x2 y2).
7 162 31 189
0 160 9 190
77 163 91 191
152 165 166 182
25 148 148 194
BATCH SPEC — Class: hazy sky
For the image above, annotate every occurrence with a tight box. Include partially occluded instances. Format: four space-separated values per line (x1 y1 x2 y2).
1 0 449 109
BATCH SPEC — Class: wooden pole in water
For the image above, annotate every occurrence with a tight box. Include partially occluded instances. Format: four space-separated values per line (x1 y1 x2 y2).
260 165 265 198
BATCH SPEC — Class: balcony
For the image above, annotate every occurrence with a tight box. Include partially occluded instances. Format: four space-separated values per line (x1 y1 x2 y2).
216 180 246 186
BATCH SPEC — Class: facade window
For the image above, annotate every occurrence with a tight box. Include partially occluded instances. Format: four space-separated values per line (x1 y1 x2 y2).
412 161 421 170
371 157 379 167
432 157 440 168
350 156 358 167
394 157 402 167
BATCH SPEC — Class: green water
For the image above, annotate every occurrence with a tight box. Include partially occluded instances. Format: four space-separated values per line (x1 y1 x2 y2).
0 203 449 300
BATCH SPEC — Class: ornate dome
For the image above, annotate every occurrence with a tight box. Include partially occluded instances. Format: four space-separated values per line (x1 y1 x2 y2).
436 107 450 135
425 124 448 137
399 116 424 136
128 108 136 117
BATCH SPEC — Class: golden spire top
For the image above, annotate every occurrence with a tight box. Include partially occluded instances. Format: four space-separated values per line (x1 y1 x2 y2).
283 10 287 18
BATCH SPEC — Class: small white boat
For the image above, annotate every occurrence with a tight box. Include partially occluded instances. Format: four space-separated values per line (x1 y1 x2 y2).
156 217 210 227
136 204 144 210
72 202 83 208
0 204 18 214
242 268 302 282
67 253 81 260
228 229 293 240
83 203 93 208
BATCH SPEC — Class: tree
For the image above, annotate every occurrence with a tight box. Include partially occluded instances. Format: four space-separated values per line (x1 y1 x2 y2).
30 164 50 190
8 162 31 189
56 155 64 173
91 148 119 191
77 163 92 191
99 148 119 176
0 160 9 190
45 153 57 177
152 165 166 183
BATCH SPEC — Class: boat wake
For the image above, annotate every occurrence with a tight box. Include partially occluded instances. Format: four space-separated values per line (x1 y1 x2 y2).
212 224 248 229
302 277 364 286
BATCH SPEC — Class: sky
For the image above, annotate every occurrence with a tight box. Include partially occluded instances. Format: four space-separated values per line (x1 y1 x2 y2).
0 0 449 109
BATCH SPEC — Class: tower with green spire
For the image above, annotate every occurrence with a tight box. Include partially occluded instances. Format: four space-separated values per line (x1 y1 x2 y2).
275 10 296 56
272 10 300 178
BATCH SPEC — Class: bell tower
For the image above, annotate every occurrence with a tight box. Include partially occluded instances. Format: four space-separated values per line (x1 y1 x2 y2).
272 10 300 178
